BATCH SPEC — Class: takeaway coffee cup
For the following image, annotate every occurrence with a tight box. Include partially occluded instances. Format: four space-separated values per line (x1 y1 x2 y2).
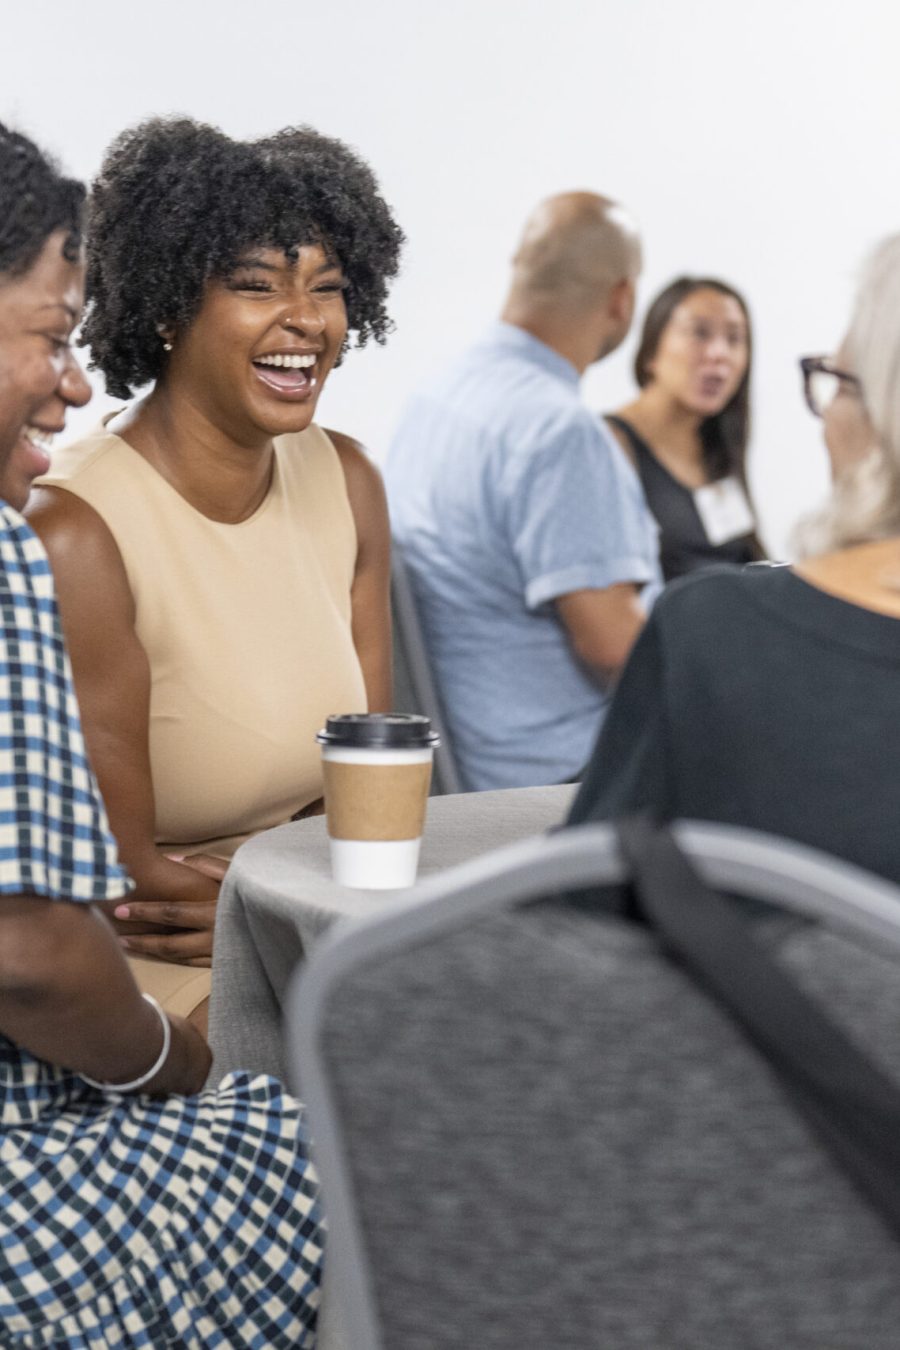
316 713 440 889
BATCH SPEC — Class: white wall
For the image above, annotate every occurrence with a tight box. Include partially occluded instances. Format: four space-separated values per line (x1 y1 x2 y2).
6 0 900 554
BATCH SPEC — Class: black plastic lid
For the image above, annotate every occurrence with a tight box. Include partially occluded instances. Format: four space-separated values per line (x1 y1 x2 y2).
316 712 440 749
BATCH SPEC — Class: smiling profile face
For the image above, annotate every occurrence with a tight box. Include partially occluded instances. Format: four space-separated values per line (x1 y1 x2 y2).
0 228 90 508
646 287 749 419
164 242 349 445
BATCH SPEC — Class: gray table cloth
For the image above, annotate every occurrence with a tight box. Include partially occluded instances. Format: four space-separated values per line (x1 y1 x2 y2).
208 785 575 1083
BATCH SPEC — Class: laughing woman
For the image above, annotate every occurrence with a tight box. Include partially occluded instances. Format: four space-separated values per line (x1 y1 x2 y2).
26 119 403 1022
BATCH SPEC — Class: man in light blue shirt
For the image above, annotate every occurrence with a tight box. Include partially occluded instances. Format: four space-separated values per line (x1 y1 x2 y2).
385 193 661 790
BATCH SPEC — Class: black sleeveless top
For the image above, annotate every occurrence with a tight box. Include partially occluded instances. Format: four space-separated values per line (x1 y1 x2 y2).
606 415 761 582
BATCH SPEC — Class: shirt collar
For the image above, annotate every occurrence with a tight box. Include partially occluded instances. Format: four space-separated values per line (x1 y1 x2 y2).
483 321 581 389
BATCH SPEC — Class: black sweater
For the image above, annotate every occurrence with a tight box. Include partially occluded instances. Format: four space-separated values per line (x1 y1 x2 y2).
569 564 900 885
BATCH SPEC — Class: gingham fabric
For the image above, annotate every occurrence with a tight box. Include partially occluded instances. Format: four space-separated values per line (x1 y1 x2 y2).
0 506 129 903
0 507 323 1346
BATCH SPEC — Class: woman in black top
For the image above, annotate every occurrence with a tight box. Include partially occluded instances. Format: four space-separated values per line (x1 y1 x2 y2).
572 235 900 884
607 276 764 580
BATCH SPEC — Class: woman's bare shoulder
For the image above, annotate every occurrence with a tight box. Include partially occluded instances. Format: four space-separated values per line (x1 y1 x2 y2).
322 426 378 473
320 427 390 556
25 487 134 624
26 486 121 560
321 427 386 505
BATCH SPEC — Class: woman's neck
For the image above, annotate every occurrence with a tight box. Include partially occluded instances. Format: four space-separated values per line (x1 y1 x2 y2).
109 386 276 524
615 387 708 488
794 538 900 618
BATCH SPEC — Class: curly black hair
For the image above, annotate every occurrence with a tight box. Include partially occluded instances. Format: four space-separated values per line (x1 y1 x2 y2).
82 117 405 399
0 123 85 277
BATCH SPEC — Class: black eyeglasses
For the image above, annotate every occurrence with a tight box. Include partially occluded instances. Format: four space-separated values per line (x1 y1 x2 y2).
800 355 862 418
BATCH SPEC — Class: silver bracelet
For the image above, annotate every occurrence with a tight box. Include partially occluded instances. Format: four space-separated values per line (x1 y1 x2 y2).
79 993 172 1093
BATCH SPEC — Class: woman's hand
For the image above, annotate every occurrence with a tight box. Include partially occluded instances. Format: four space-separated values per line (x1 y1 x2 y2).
115 903 216 966
169 854 230 882
112 855 230 967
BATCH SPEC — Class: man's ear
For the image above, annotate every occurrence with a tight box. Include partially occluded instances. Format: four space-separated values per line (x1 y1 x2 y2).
607 276 635 327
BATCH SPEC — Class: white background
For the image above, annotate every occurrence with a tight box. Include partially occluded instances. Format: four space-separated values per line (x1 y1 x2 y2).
5 0 900 554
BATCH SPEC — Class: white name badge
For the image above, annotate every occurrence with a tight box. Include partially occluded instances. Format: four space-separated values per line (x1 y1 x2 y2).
693 476 755 545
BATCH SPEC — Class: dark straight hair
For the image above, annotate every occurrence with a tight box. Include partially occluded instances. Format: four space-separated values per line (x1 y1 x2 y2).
634 275 753 489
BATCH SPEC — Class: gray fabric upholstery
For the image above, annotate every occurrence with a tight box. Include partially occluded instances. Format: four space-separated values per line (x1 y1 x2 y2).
298 840 900 1348
391 546 463 795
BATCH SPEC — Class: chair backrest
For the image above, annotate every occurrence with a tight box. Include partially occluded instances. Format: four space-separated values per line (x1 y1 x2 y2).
390 543 463 795
287 822 900 1350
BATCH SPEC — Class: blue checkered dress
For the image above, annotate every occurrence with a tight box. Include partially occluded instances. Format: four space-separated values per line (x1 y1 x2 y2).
0 508 323 1347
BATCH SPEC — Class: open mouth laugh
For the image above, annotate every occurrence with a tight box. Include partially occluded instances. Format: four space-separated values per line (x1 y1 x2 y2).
252 351 319 400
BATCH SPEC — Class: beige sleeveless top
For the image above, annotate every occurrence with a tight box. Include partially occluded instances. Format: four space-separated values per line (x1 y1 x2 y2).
38 423 367 857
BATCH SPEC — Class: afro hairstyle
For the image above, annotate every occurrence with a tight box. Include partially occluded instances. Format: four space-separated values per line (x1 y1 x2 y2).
81 117 405 399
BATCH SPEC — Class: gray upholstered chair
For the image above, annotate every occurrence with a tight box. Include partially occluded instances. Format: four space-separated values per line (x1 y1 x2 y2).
390 543 462 796
287 821 900 1350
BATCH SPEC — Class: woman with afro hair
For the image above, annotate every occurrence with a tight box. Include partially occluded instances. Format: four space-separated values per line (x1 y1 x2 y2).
27 117 404 1027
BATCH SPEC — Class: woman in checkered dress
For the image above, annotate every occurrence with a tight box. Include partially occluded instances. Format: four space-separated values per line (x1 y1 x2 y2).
0 127 323 1347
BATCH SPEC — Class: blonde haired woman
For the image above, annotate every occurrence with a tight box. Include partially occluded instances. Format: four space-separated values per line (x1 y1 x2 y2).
569 233 900 883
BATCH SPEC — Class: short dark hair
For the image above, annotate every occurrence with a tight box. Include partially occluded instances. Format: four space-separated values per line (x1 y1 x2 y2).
634 275 753 486
82 117 405 399
0 123 85 278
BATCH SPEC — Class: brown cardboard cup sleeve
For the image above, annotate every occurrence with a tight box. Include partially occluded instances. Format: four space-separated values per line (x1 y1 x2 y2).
323 760 433 841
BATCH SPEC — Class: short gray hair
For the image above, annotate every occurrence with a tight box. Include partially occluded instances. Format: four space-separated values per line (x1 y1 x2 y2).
794 232 900 556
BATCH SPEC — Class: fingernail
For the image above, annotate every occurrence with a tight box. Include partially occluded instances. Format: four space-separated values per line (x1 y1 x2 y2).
119 937 132 949
166 853 185 862
114 905 130 919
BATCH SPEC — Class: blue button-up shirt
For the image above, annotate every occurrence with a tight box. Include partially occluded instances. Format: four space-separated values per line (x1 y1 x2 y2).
385 322 661 789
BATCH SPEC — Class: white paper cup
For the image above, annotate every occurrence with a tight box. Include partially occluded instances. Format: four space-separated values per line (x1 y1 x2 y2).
317 716 439 890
